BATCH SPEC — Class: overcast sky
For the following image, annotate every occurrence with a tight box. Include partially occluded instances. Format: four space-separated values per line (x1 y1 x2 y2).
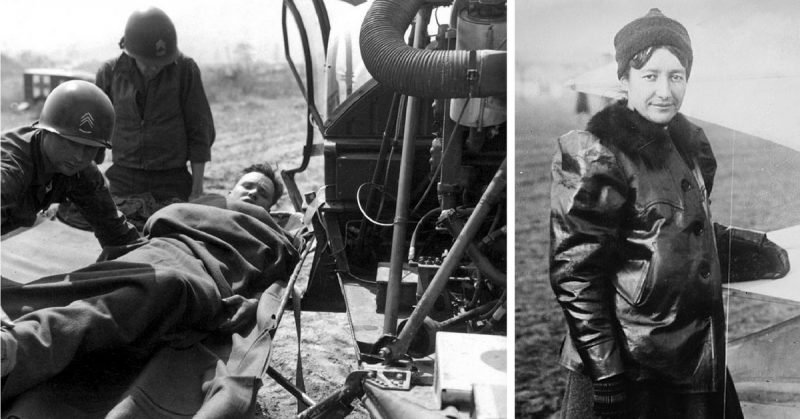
1 0 286 65
517 0 800 71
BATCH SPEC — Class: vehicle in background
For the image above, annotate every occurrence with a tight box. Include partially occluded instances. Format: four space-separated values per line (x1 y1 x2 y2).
10 68 95 111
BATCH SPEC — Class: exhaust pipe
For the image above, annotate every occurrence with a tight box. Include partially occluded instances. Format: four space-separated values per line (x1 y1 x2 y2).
359 0 506 99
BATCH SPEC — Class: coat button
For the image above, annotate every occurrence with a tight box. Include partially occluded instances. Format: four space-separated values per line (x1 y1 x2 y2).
699 261 711 278
691 220 705 236
681 179 693 191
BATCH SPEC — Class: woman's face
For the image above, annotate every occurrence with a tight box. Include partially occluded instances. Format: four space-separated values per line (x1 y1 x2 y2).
621 47 687 124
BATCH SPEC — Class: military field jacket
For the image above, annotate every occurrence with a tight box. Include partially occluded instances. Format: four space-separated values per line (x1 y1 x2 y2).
1 126 139 247
549 101 728 392
96 53 214 170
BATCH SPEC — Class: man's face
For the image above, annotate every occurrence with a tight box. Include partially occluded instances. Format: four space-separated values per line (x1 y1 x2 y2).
621 47 687 124
229 172 276 211
40 131 100 176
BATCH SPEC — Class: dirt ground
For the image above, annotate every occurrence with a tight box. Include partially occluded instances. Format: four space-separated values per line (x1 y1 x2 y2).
258 311 369 418
514 93 800 418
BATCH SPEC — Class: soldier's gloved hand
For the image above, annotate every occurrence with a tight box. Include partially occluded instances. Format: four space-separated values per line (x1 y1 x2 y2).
757 237 790 279
592 375 629 419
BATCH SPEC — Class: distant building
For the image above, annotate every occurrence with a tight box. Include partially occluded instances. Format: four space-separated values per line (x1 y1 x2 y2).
23 68 95 103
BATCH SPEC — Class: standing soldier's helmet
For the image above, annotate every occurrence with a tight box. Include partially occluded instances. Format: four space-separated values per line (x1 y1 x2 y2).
37 80 115 149
120 7 178 66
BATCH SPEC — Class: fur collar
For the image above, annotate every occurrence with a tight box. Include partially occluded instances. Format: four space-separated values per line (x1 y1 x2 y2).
586 100 700 169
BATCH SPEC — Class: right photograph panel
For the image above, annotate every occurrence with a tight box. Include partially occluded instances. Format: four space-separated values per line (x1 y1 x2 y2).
515 1 800 418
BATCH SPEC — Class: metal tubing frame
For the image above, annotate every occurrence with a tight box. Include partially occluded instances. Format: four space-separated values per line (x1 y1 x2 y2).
382 6 432 336
382 158 506 361
280 0 330 211
267 366 317 407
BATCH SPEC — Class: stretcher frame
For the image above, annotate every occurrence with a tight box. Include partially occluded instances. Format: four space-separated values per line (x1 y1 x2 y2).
0 206 319 417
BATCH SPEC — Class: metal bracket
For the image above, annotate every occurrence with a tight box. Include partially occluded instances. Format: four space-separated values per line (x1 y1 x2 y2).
296 370 370 419
363 364 414 390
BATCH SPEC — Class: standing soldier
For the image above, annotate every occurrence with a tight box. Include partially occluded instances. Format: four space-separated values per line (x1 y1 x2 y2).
1 80 139 247
96 6 215 224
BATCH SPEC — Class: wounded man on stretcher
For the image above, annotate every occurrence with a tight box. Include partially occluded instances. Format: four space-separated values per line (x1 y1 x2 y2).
1 165 304 418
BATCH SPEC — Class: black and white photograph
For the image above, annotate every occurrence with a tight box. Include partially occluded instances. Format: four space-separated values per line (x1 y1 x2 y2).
516 1 800 418
1 0 508 418
4 0 800 418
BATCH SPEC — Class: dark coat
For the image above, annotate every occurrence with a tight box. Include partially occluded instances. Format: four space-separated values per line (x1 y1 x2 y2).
549 101 728 392
0 126 139 246
95 53 215 170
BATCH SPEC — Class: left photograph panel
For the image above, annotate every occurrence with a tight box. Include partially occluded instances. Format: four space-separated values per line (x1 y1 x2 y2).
1 1 509 418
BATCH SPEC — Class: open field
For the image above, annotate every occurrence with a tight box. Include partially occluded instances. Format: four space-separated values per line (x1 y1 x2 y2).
514 93 800 418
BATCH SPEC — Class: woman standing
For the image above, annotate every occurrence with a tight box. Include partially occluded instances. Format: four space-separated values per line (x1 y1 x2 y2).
549 9 790 418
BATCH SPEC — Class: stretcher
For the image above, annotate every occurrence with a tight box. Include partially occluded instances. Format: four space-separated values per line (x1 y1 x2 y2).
1 205 315 418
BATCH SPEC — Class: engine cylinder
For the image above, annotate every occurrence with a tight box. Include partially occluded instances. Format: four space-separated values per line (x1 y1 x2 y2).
449 6 507 128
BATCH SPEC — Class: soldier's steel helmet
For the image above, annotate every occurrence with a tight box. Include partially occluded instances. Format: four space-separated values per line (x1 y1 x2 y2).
37 80 115 148
120 7 178 66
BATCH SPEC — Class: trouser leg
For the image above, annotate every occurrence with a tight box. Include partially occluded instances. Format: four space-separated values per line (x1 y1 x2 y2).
559 370 596 418
557 369 743 419
1 260 223 401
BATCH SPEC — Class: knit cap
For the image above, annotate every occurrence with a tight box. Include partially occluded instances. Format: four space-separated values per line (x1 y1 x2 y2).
614 8 692 79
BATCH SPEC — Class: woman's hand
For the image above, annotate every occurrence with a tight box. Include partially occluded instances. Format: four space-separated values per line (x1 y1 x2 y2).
218 295 258 333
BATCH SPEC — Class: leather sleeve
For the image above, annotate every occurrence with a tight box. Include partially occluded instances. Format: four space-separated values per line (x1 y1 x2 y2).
66 164 141 247
549 131 629 380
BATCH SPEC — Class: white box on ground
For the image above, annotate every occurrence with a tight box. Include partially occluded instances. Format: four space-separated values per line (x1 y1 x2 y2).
472 383 507 419
434 332 507 411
